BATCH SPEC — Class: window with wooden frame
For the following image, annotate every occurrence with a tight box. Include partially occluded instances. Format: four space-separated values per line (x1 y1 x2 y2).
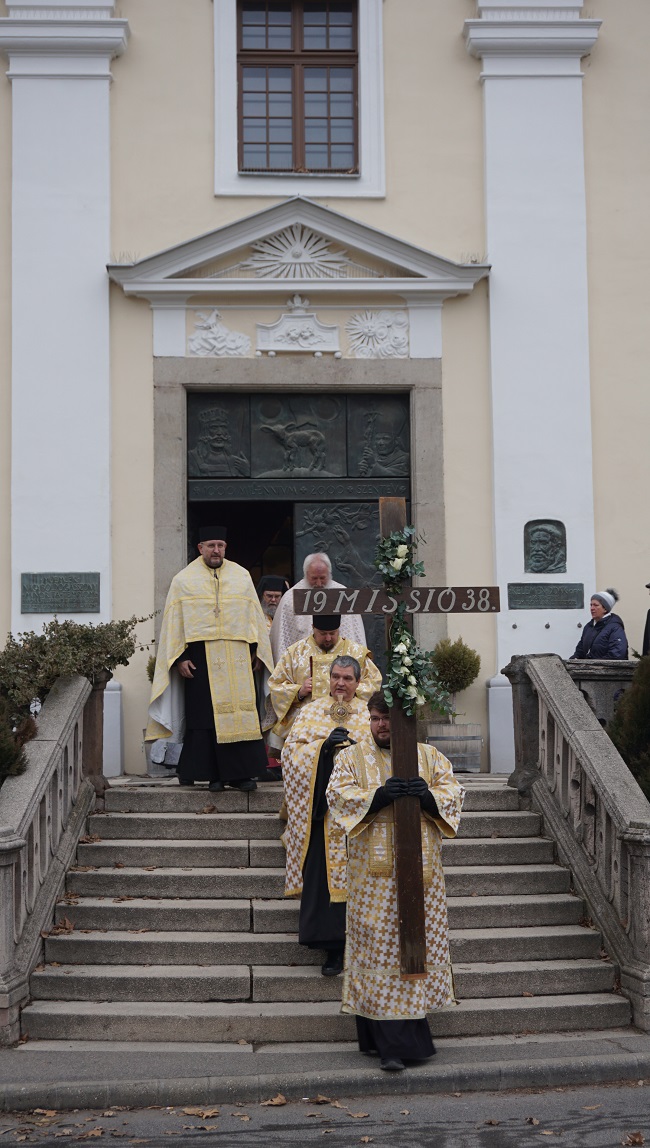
237 1 358 175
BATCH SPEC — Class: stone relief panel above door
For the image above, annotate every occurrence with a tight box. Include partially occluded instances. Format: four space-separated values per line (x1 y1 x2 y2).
250 394 346 478
187 395 251 478
347 395 410 478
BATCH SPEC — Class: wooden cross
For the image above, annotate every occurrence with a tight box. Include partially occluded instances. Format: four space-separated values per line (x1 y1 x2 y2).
294 497 500 978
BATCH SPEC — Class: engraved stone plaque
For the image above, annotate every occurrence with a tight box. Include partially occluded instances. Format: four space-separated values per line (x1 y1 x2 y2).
187 394 251 477
524 519 567 573
21 572 100 613
250 394 346 478
508 583 584 610
188 478 409 502
347 395 410 477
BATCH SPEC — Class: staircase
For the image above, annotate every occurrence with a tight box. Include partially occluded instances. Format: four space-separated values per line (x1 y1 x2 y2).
21 776 631 1043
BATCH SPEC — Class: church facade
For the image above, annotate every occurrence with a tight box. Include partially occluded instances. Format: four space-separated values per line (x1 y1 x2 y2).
0 0 647 773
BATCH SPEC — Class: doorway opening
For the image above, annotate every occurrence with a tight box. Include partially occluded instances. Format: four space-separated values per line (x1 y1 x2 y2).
187 501 293 586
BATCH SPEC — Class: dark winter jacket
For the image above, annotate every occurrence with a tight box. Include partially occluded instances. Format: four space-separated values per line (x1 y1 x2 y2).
571 613 628 660
643 609 650 658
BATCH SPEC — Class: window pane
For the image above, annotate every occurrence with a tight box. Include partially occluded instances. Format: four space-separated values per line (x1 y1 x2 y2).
330 91 353 114
303 3 327 23
242 28 267 48
304 119 328 143
268 4 292 23
305 145 329 168
269 93 292 115
243 122 268 143
241 3 266 24
331 120 353 143
243 94 267 116
269 122 293 143
243 145 268 167
268 68 292 90
304 67 327 91
330 144 354 167
269 145 292 169
330 4 353 24
329 26 353 49
330 68 354 90
242 67 267 91
304 93 328 116
304 28 327 49
268 24 292 49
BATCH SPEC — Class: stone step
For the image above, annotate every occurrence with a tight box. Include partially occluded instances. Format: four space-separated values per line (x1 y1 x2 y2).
42 924 601 967
65 862 569 901
87 809 539 842
76 840 250 868
104 784 519 815
20 992 630 1043
55 898 252 933
250 836 555 870
249 893 584 934
251 958 617 1002
67 867 287 900
105 786 283 814
31 965 251 1002
87 812 284 841
28 957 617 1006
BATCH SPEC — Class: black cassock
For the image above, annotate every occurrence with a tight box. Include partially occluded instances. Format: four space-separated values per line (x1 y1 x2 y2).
355 1016 435 1062
176 641 268 785
298 741 346 954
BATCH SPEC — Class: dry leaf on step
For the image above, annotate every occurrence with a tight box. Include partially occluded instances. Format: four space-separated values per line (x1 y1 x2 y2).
622 1135 645 1146
261 1094 287 1106
349 1112 369 1119
400 1110 410 1116
308 1095 331 1104
198 804 216 815
582 1105 601 1111
525 1116 540 1125
360 1138 374 1144
33 1110 57 1117
181 1107 219 1118
484 1119 500 1126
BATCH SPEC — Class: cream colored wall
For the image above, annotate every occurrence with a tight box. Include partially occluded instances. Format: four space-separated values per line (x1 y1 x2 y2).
108 0 488 769
0 0 11 643
584 0 650 658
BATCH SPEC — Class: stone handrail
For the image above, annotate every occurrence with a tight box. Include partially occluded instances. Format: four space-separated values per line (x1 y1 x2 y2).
503 654 650 1030
0 675 94 1045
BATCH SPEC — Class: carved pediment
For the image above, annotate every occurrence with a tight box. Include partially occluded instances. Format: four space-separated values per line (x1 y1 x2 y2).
107 198 489 303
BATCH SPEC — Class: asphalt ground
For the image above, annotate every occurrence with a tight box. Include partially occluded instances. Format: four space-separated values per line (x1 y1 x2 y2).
1 1079 650 1147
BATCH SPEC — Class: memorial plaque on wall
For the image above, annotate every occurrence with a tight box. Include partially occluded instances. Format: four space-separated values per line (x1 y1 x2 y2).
21 572 101 614
508 583 584 611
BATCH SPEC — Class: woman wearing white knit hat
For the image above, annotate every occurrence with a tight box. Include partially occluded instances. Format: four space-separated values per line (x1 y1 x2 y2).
571 588 628 660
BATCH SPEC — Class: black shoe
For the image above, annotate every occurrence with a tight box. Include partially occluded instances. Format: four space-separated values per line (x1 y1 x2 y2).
257 768 282 783
235 778 257 792
178 780 194 787
208 780 225 792
321 951 344 977
380 1057 405 1072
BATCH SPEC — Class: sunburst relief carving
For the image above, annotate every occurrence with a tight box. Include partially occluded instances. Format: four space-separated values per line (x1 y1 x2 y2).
346 311 409 358
241 225 350 280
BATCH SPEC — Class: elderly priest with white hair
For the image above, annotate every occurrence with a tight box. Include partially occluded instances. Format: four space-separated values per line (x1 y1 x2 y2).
270 551 366 662
146 526 273 793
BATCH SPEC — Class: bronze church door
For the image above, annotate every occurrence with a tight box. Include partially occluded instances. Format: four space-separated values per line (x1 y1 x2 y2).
186 392 411 664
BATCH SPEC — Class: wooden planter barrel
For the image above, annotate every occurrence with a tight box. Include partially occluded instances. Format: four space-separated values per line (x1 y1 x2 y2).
426 722 483 773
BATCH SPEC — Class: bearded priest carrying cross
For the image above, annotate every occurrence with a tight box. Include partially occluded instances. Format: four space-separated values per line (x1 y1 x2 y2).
327 690 464 1071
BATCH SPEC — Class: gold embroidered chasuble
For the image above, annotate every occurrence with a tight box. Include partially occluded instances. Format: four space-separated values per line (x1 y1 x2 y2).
147 557 273 745
268 635 382 742
280 695 373 899
327 741 465 1021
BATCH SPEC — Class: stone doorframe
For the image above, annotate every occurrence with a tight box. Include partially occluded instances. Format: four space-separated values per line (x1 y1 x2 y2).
152 355 446 649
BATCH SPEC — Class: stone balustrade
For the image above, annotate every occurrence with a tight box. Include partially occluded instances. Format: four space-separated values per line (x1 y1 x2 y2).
504 654 650 1030
0 675 94 1045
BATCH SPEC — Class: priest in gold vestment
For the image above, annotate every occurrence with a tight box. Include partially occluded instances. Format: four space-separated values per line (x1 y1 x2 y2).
327 691 464 1071
268 614 381 751
281 655 373 976
147 527 272 792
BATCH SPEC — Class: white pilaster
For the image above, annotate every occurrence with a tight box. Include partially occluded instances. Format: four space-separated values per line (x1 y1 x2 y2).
152 299 191 358
465 1 601 770
0 1 129 630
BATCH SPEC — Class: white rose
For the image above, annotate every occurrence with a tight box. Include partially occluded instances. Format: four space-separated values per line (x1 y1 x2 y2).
399 665 410 676
408 675 417 685
394 642 408 655
416 694 426 706
396 544 408 558
390 557 404 572
406 685 418 698
402 655 412 666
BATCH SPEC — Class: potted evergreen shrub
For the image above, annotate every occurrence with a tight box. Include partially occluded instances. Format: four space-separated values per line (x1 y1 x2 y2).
425 637 483 772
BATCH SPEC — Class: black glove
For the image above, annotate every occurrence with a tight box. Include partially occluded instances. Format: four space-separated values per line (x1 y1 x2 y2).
384 776 408 800
367 786 394 815
325 726 350 749
407 776 429 798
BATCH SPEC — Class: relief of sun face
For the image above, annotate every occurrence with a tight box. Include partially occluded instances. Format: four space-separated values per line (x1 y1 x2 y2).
242 224 349 279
